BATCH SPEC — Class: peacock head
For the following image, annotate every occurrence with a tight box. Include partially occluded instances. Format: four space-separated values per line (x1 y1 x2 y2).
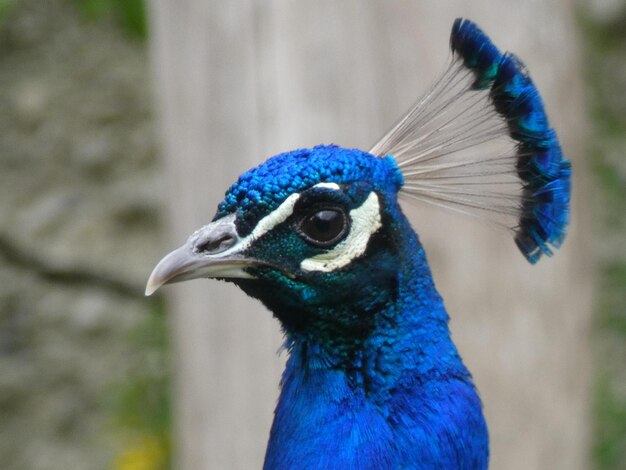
146 18 572 345
146 145 410 341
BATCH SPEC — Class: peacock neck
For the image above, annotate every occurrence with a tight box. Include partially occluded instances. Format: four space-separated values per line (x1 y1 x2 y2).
279 239 469 405
264 213 488 468
280 208 470 398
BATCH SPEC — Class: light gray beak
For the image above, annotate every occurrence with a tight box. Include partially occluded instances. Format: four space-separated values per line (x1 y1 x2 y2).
145 214 257 296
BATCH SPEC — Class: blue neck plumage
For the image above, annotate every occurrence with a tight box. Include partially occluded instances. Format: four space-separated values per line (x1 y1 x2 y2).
263 207 489 469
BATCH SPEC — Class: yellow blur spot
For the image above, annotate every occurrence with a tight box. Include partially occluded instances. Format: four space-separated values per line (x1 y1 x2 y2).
113 436 167 470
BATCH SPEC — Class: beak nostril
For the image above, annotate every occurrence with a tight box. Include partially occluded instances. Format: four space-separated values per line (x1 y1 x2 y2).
196 232 237 254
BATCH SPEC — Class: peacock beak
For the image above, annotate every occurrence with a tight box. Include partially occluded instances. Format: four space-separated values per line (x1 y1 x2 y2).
145 214 258 296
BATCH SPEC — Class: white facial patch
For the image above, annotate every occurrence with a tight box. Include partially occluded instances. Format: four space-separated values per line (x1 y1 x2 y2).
300 192 382 272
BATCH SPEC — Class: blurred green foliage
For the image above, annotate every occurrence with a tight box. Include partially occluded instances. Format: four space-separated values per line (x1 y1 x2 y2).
110 297 171 469
597 263 626 336
594 374 626 470
73 0 169 464
580 5 626 470
74 0 147 39
592 261 626 470
0 0 15 23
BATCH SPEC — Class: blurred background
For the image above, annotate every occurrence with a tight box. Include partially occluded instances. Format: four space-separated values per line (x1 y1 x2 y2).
0 0 623 469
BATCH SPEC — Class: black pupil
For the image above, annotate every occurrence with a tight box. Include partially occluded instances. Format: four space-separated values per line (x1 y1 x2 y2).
302 209 345 244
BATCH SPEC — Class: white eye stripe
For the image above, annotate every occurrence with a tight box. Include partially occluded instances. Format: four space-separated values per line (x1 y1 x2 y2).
314 182 341 190
201 183 381 272
247 182 341 242
201 182 340 258
300 192 381 273
240 182 342 244
210 192 300 258
248 192 301 244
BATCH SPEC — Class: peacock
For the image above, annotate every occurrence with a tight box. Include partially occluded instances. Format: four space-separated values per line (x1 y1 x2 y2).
146 19 571 469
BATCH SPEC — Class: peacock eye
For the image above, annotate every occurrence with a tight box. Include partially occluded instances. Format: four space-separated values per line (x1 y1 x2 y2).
297 207 350 247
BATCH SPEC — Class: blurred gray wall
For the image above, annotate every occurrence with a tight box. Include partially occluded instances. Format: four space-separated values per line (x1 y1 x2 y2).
148 1 592 469
0 2 166 468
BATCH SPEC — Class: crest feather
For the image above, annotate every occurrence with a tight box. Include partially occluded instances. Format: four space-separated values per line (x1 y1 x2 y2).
370 18 571 263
